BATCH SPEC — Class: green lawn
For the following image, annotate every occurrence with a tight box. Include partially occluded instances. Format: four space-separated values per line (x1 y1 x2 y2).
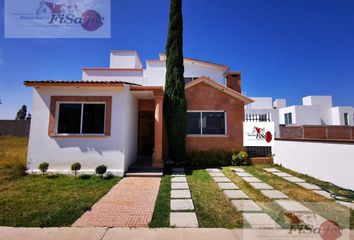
0 136 28 182
187 169 244 228
0 175 120 227
149 175 171 228
0 136 121 227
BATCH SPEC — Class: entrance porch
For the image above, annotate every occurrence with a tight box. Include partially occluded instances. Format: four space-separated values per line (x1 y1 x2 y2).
129 86 164 173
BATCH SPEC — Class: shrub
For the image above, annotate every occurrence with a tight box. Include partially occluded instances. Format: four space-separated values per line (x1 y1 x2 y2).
79 174 91 180
187 151 232 167
231 151 249 166
71 162 81 178
103 172 114 180
95 165 107 177
38 162 49 175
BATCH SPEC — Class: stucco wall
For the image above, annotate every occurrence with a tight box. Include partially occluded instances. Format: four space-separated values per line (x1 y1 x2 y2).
185 82 244 152
273 139 354 190
144 61 226 86
27 85 137 176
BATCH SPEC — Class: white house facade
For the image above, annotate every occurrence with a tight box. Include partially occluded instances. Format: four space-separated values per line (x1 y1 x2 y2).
25 50 253 176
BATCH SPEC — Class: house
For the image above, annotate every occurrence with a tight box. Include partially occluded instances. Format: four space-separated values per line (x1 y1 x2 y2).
24 50 253 176
245 95 354 138
278 96 354 126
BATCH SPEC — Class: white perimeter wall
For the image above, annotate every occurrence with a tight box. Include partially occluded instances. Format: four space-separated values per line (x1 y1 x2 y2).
27 85 138 176
273 140 354 190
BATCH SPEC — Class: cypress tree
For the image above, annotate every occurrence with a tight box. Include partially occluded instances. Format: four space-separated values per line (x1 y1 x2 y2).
164 0 187 162
16 105 27 120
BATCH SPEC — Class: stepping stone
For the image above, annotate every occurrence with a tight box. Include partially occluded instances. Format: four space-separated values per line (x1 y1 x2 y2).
232 168 245 173
264 168 280 173
217 182 239 190
231 200 262 212
275 200 311 212
224 190 249 199
206 168 221 173
283 176 306 183
336 201 354 210
314 190 334 199
171 199 194 211
171 190 191 199
249 182 274 190
235 172 253 177
296 213 327 228
213 177 231 183
172 173 186 177
171 182 189 190
243 213 282 229
260 190 288 199
170 212 198 228
209 172 225 177
273 172 293 177
297 182 321 190
171 177 187 183
241 177 262 183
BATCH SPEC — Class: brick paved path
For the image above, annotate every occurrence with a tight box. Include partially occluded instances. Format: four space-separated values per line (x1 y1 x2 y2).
72 177 161 227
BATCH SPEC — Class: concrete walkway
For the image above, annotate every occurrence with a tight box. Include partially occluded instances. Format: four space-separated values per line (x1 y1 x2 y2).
73 177 160 227
1 227 353 240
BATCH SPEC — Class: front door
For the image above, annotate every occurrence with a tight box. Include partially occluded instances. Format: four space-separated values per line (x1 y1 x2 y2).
138 111 155 158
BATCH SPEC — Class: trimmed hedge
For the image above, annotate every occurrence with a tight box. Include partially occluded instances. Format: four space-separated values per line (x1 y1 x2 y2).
187 151 233 166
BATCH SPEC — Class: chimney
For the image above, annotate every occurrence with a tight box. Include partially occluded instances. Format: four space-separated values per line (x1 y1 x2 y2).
226 72 241 93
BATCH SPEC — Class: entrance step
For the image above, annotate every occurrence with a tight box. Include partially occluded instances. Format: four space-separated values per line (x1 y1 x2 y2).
126 166 163 177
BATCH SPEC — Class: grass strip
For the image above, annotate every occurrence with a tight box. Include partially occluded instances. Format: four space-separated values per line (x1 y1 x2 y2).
187 169 243 228
149 175 171 228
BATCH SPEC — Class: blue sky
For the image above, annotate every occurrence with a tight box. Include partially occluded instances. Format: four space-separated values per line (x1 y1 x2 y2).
0 0 354 119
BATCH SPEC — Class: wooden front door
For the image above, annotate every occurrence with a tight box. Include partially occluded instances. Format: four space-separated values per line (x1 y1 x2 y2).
138 111 155 157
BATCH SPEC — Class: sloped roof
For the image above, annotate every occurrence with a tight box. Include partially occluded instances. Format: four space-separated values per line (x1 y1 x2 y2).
185 76 254 104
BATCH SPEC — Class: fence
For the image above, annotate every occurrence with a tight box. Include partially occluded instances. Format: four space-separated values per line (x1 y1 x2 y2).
245 113 272 158
0 120 30 137
280 125 354 141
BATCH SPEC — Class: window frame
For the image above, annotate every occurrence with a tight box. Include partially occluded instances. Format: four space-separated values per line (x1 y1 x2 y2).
285 112 293 125
49 96 112 138
55 101 106 136
187 110 227 136
344 112 349 126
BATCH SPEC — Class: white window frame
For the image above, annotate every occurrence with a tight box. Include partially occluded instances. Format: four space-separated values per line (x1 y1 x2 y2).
187 110 227 136
285 112 292 125
55 101 106 136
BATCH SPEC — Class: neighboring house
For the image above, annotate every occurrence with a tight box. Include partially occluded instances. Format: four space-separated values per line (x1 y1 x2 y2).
245 95 354 137
279 96 354 126
25 50 253 176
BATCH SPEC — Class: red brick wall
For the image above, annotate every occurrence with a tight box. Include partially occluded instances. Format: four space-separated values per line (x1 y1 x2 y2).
280 125 354 140
327 126 351 140
185 82 245 152
303 127 327 139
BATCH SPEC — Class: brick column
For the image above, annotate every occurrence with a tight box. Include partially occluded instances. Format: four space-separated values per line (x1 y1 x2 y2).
152 95 164 168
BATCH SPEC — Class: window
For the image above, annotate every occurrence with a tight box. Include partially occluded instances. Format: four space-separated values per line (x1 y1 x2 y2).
57 103 105 135
284 113 292 125
187 111 226 135
344 113 349 126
